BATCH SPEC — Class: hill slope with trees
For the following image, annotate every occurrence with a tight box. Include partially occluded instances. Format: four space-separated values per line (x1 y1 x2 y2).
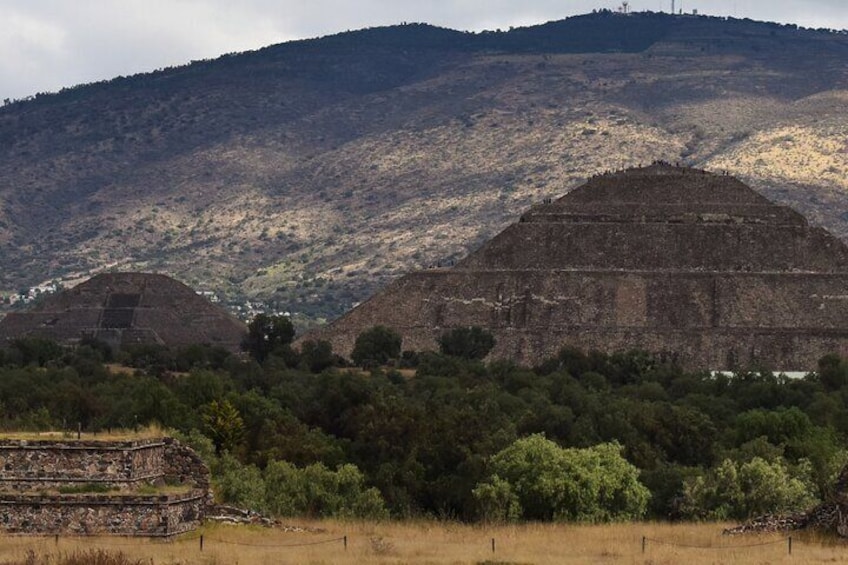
1 11 847 324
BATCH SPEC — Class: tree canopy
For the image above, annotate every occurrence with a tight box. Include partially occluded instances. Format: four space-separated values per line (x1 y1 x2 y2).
474 435 649 522
242 314 296 363
351 325 402 368
438 326 496 360
0 338 845 523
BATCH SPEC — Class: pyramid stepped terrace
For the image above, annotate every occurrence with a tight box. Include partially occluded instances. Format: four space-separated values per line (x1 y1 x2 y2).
311 164 848 370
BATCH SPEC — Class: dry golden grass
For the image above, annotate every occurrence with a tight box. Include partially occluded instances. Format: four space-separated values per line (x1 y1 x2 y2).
104 364 138 376
0 425 166 442
0 521 845 565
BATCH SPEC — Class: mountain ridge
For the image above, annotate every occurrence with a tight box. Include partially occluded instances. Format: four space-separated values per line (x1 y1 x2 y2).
1 11 847 325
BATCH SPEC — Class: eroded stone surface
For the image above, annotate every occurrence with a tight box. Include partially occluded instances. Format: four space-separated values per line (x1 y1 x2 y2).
0 437 211 536
311 164 848 370
0 273 247 352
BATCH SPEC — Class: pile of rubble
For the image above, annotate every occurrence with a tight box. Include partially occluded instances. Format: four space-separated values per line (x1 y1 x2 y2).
205 505 325 532
725 466 848 537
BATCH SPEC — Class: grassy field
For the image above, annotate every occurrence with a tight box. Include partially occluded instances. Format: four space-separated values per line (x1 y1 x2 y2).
0 425 165 442
0 520 844 565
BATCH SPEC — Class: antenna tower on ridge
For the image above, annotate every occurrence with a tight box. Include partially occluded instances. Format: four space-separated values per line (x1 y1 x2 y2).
671 0 675 14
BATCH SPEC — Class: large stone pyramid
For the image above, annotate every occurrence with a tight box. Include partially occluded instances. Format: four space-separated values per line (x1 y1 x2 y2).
312 164 848 370
0 273 246 352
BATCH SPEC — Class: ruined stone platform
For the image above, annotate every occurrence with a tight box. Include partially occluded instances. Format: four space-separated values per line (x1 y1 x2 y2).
0 437 211 536
311 164 848 370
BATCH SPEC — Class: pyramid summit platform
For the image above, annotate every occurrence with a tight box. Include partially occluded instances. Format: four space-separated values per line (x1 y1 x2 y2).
311 164 848 370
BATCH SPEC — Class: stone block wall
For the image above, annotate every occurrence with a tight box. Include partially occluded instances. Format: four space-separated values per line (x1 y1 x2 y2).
0 438 212 536
312 269 848 370
460 223 848 272
163 437 211 491
0 439 165 492
0 491 207 536
309 166 848 371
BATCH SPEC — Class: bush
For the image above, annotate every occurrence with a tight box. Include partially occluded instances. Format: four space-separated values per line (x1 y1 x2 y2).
213 452 267 512
264 460 388 519
299 339 336 373
679 457 818 520
438 326 496 360
474 434 649 522
351 326 402 368
10 337 65 366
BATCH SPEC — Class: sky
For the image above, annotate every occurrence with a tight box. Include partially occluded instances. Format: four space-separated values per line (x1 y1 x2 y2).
2 1 847 101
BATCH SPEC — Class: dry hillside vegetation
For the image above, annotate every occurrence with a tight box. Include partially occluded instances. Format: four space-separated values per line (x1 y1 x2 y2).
0 13 846 322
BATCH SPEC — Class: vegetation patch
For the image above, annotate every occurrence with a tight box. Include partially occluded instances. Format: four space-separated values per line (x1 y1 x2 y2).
0 331 846 530
56 483 117 495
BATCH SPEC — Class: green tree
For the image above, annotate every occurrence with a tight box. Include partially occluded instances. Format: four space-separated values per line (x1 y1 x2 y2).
213 452 266 512
10 337 64 366
242 314 296 363
817 353 848 391
203 399 245 454
680 457 818 520
472 475 522 522
263 460 388 519
299 339 336 373
351 326 402 368
438 326 496 360
734 407 812 446
474 434 649 522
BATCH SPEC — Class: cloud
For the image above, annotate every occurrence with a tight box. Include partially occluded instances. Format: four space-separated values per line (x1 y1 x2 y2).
1 0 288 99
0 8 69 100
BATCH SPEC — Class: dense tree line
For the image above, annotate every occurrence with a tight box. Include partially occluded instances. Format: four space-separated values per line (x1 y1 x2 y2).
0 323 846 523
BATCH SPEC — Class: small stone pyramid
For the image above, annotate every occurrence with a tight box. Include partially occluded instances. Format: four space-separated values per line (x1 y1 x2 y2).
312 164 848 370
0 273 246 352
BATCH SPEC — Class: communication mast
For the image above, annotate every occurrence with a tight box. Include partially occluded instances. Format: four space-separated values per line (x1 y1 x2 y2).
671 0 675 14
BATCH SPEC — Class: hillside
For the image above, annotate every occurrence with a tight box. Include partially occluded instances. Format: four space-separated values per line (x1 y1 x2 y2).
1 11 847 324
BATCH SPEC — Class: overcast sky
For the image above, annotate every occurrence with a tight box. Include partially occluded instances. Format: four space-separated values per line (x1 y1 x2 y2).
2 1 846 101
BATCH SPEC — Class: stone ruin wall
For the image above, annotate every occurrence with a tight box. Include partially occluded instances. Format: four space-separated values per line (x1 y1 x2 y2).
0 438 210 536
311 166 848 371
0 273 247 353
316 270 848 370
0 439 164 492
460 223 848 272
162 437 211 492
0 491 207 537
